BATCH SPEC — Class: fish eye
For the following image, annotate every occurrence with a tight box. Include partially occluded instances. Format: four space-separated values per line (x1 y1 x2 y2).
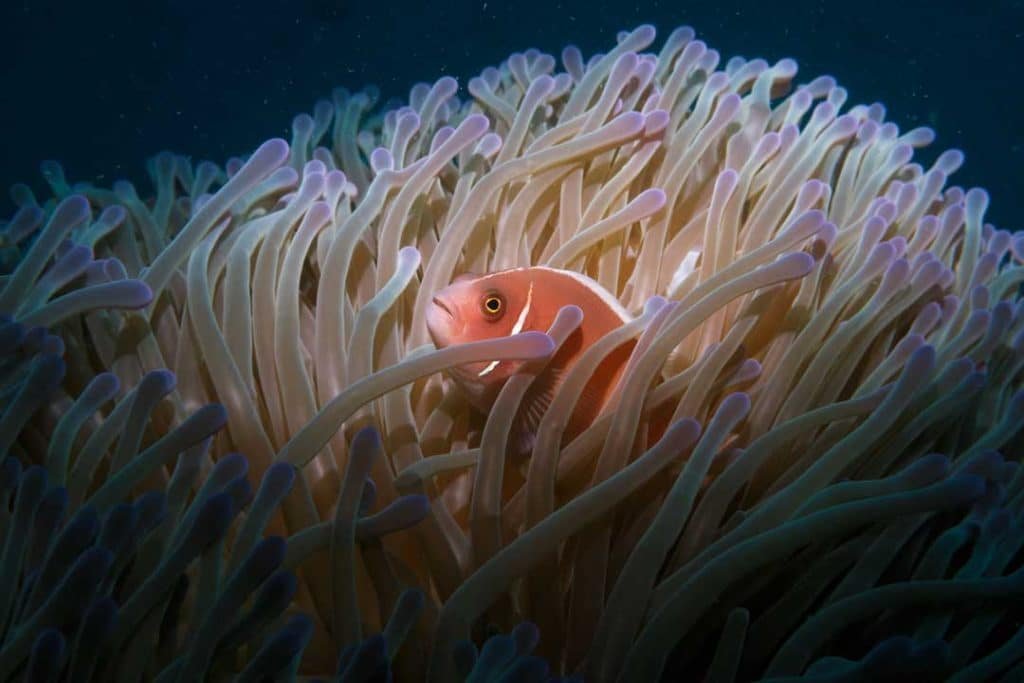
482 293 504 317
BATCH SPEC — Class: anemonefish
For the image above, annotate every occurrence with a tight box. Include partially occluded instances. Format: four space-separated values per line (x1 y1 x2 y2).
426 266 639 454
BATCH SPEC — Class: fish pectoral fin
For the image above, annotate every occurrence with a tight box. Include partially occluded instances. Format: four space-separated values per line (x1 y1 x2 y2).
513 427 538 459
510 365 565 456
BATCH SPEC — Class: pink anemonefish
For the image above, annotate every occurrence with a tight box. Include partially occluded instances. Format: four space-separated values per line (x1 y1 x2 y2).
426 266 643 454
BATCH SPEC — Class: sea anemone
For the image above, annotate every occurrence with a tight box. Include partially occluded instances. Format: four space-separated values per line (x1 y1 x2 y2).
2 22 1023 683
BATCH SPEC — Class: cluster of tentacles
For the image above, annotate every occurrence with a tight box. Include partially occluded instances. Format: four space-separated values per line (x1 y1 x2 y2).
1 22 1023 683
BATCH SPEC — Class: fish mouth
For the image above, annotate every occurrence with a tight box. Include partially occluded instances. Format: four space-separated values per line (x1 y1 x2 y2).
431 296 454 318
426 295 459 347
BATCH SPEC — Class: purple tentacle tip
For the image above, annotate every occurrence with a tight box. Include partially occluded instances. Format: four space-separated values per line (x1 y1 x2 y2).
950 474 987 506
84 596 119 628
99 503 140 556
25 354 66 398
256 138 291 167
293 114 315 136
253 570 298 615
259 461 296 501
512 621 541 656
139 368 177 398
224 475 254 511
212 452 250 485
186 492 236 552
85 372 120 402
104 280 153 310
134 490 167 532
40 334 64 356
352 426 383 457
241 536 287 581
460 114 491 138
16 465 48 502
303 159 327 177
22 326 47 354
104 259 128 281
34 486 69 530
779 251 815 279
475 633 516 674
900 454 950 486
54 194 91 226
183 403 229 439
435 75 459 96
65 506 101 545
370 148 394 175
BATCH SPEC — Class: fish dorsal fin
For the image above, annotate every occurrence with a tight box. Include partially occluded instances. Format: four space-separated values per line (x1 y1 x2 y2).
530 266 631 324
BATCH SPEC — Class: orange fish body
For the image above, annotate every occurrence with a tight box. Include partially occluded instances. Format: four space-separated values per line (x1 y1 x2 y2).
426 266 637 451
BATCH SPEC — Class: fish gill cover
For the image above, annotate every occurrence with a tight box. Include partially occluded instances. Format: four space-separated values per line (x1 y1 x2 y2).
0 21 1023 683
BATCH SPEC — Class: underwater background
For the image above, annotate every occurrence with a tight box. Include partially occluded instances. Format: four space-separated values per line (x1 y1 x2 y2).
3 0 1022 228
3 1 1024 681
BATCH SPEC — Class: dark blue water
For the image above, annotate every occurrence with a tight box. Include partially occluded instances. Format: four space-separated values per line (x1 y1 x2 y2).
3 0 1021 228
